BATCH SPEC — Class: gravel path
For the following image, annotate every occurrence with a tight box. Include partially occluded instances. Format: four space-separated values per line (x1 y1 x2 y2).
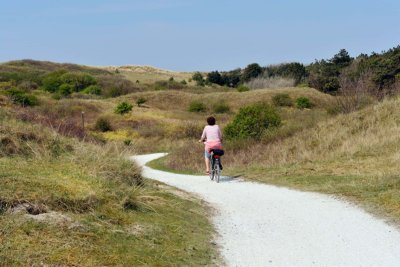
132 153 400 267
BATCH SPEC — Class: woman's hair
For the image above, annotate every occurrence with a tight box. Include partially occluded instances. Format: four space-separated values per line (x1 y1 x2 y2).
207 116 216 125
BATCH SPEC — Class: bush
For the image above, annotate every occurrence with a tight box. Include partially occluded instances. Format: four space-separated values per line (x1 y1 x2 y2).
242 63 263 82
115 102 133 115
42 71 97 94
237 85 250 92
83 85 102 95
95 117 112 132
296 97 313 109
224 103 280 140
188 101 207 112
42 70 66 93
264 63 306 85
4 88 38 107
206 71 223 85
213 102 230 113
272 93 293 107
192 72 205 86
59 83 73 96
59 72 97 92
136 97 147 107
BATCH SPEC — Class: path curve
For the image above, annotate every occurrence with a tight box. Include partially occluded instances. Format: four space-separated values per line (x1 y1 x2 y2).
132 153 400 267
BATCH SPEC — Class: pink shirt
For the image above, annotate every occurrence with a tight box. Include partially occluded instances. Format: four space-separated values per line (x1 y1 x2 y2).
201 125 222 151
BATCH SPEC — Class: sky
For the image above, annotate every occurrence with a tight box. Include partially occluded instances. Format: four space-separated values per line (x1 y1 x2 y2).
1 0 400 71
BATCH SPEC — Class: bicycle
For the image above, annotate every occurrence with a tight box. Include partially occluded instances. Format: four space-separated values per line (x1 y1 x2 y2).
209 149 224 183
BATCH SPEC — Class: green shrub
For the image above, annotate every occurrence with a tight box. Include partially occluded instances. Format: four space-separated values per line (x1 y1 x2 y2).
224 103 280 140
180 80 187 85
59 83 73 96
272 93 293 107
115 102 133 115
213 102 230 113
83 85 102 95
4 88 38 107
136 97 147 107
95 117 112 132
42 71 97 94
237 85 250 92
296 97 313 109
59 72 97 92
188 101 207 112
42 70 66 93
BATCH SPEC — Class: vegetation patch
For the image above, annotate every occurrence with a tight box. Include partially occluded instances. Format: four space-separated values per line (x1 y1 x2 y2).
272 93 293 107
0 108 218 266
94 117 112 132
213 101 230 113
3 88 38 106
295 97 313 109
224 103 281 140
188 100 207 112
115 102 133 115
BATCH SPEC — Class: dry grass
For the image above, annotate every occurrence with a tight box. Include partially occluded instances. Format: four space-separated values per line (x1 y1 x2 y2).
104 65 195 85
119 87 333 112
245 76 296 89
155 96 400 224
0 108 219 266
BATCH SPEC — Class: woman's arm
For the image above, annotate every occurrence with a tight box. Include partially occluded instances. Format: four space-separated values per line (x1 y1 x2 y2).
199 126 207 142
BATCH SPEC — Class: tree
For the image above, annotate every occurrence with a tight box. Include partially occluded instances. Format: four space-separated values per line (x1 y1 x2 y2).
242 63 263 82
192 72 205 86
330 49 352 66
306 49 354 94
221 68 241 87
264 63 307 84
206 71 223 85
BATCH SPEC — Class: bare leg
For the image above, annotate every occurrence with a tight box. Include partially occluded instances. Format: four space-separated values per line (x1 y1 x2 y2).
205 158 210 173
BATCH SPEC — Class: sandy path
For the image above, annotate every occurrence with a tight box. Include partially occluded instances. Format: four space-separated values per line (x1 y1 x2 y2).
132 153 400 267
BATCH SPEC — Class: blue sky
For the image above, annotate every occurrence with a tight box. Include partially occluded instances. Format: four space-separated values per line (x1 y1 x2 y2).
1 0 399 71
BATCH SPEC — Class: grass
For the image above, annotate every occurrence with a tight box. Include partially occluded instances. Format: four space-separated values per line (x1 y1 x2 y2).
154 96 400 225
108 65 194 85
0 108 219 266
120 87 333 112
5 59 400 262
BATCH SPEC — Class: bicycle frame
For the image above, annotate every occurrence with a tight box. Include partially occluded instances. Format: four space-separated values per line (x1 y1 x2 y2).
209 153 221 183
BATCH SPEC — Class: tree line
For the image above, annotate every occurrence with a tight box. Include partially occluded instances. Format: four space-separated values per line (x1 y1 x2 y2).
195 45 400 96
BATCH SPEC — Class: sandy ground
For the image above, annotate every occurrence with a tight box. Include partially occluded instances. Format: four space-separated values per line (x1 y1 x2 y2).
132 153 400 267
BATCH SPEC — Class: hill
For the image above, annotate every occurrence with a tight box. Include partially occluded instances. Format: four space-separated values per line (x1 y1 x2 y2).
103 65 195 84
0 105 218 265
158 96 400 224
2 57 400 263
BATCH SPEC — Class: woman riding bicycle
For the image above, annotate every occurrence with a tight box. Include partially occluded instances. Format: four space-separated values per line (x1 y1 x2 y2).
198 116 222 175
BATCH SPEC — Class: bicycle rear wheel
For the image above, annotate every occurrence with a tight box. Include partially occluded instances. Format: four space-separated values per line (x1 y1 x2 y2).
209 158 214 181
215 159 221 183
